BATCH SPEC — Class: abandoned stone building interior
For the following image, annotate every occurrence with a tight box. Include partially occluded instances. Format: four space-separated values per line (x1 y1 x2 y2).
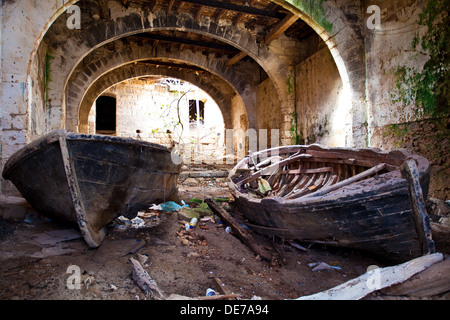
0 0 448 301
1 0 448 199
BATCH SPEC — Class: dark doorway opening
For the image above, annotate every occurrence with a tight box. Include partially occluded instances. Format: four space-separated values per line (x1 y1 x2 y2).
96 96 116 135
189 99 205 126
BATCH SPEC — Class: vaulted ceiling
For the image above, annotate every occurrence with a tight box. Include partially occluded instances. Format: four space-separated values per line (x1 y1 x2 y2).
87 0 316 66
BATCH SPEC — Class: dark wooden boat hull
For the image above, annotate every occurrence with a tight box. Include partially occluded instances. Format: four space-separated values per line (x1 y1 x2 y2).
2 130 181 247
228 145 434 263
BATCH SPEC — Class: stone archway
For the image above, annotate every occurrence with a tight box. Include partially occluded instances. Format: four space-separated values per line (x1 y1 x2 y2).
65 41 256 133
45 10 292 140
77 63 235 133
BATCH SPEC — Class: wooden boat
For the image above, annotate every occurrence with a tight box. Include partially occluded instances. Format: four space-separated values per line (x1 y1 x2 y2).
228 145 435 263
2 130 182 247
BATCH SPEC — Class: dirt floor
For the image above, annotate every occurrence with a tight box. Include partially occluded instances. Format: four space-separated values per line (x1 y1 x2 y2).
0 169 447 301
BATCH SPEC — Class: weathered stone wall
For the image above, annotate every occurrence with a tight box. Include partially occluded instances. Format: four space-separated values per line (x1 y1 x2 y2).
372 118 449 199
365 0 430 141
256 79 282 134
295 46 348 146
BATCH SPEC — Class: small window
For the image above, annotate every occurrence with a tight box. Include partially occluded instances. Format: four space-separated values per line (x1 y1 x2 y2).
96 96 116 135
189 100 205 125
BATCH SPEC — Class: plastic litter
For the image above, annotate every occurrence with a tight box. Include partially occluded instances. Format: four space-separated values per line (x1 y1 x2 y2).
150 201 189 212
206 288 217 296
189 217 198 229
309 262 342 271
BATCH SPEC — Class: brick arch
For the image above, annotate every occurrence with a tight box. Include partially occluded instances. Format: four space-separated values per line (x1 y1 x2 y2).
66 41 257 132
77 63 235 133
47 11 290 135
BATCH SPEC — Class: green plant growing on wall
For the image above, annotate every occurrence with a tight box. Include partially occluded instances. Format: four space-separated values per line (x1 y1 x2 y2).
289 111 302 144
44 50 55 102
286 0 333 34
391 0 449 118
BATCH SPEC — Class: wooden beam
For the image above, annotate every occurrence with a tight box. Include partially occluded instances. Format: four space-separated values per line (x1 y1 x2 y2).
167 0 175 13
177 1 185 13
180 0 285 19
215 9 227 22
225 51 247 67
234 0 257 24
264 13 298 44
134 33 239 52
139 60 205 72
195 5 204 21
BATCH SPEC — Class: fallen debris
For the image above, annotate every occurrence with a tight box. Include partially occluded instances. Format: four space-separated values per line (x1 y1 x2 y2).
309 262 342 272
130 257 165 300
165 293 241 300
296 253 443 300
32 229 82 246
204 198 274 263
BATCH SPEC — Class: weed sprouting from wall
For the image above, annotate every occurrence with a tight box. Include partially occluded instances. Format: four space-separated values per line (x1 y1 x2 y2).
44 50 55 102
391 0 449 119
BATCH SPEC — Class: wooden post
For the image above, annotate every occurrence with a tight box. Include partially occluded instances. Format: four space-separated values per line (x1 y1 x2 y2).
401 159 435 255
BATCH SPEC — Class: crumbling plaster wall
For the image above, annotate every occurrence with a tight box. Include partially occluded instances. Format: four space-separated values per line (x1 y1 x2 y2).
295 46 347 146
365 0 429 141
364 0 449 199
0 0 78 194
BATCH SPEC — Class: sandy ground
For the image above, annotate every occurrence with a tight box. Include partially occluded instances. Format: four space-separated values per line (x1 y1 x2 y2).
0 172 447 301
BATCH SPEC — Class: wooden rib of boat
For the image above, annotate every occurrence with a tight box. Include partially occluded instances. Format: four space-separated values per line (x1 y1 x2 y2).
2 130 182 247
228 145 435 263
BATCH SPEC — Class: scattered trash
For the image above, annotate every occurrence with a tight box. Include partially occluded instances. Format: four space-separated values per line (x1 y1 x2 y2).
225 226 231 233
188 217 198 229
257 178 272 195
308 262 342 272
206 288 217 296
160 201 186 212
131 217 145 228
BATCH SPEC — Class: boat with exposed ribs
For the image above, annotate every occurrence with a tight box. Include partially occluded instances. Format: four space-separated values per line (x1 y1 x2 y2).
228 145 435 262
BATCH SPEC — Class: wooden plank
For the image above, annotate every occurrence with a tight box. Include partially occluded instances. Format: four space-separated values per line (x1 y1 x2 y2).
382 259 450 297
296 253 443 300
302 163 387 199
135 33 239 52
280 167 333 175
401 159 435 255
130 257 166 300
167 0 175 13
195 5 204 21
225 51 248 67
264 13 298 44
205 199 274 262
235 153 311 186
